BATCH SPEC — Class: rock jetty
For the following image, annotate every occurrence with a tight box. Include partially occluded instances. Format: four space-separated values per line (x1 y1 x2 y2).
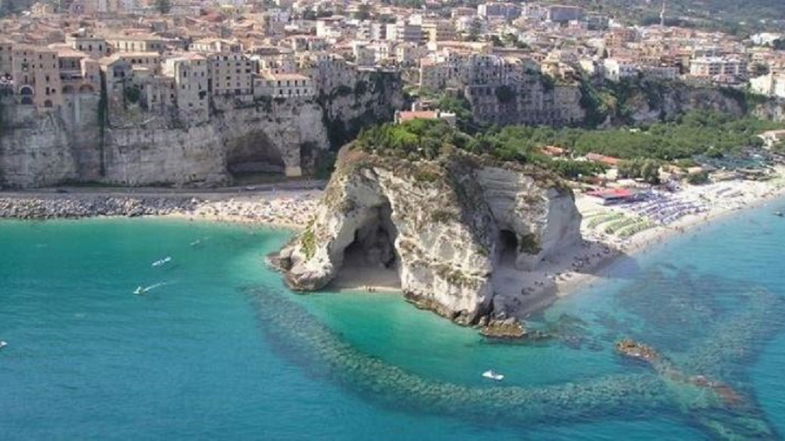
616 339 661 363
0 196 198 220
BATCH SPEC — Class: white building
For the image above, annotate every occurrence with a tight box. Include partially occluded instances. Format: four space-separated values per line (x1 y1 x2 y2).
603 58 639 82
254 72 315 99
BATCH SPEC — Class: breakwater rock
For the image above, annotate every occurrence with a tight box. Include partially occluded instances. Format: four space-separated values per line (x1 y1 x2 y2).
0 195 199 220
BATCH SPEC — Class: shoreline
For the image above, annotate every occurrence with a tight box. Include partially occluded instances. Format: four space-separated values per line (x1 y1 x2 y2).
544 173 785 307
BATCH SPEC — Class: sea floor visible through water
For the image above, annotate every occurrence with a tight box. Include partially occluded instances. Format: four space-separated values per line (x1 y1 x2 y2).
2 201 785 440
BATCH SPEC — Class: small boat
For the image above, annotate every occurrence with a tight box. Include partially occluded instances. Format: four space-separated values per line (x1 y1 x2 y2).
482 370 504 381
133 286 145 295
0 341 7 350
152 256 172 267
775 211 783 217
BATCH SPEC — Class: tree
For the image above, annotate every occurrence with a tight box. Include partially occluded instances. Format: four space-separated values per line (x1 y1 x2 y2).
750 62 770 78
353 4 371 20
686 171 709 185
155 0 171 14
466 19 482 42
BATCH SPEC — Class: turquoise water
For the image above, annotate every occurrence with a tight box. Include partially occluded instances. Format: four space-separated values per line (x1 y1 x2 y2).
1 201 785 440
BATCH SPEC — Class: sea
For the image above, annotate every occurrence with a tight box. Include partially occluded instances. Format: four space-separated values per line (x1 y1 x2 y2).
2 199 785 441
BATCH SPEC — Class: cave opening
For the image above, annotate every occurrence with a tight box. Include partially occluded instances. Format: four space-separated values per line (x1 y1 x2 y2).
226 132 287 184
497 229 519 268
331 203 402 291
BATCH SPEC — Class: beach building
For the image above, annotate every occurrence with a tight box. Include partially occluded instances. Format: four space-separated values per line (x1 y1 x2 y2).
587 188 639 205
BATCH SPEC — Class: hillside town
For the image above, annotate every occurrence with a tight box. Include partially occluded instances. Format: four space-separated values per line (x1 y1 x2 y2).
2 0 785 123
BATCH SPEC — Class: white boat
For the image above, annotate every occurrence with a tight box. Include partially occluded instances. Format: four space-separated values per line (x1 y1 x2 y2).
133 286 144 295
0 341 7 350
482 370 504 381
152 256 172 267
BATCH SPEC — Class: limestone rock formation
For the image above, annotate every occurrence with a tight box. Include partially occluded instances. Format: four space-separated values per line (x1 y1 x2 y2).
272 147 582 324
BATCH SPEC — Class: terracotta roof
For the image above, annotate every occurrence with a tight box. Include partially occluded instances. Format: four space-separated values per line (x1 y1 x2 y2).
398 110 438 121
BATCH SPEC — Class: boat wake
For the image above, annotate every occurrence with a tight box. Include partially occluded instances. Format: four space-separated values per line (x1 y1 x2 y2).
133 282 169 296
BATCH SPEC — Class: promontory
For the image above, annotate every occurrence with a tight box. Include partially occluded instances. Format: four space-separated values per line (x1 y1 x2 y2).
270 119 582 326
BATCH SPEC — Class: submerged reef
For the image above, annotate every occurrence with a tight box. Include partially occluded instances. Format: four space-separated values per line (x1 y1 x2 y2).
244 272 785 440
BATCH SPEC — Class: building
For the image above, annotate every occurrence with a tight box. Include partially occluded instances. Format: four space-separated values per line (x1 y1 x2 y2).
422 20 457 43
190 38 243 54
477 2 521 20
603 58 639 81
394 109 457 126
689 56 748 79
206 53 254 96
390 21 424 43
107 35 166 54
66 35 110 59
0 39 13 77
11 45 63 110
750 73 785 98
115 52 162 75
254 72 315 99
163 54 209 117
547 5 585 23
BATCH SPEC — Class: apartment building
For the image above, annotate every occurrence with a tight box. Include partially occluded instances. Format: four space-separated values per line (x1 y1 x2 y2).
0 39 13 77
107 35 166 54
66 35 110 59
206 53 254 96
190 38 243 54
603 58 639 81
12 45 63 110
163 54 209 116
477 2 521 20
254 72 315 98
689 56 748 79
547 5 585 23
115 52 162 75
422 20 457 43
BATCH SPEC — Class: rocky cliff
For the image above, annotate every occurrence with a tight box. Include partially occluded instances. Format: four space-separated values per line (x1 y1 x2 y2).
272 147 582 325
0 70 403 188
581 79 785 127
318 70 405 148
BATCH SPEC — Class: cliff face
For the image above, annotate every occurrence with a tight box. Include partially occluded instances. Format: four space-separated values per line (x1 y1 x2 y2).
0 71 401 188
319 70 405 148
273 148 581 324
0 95 330 187
623 85 748 125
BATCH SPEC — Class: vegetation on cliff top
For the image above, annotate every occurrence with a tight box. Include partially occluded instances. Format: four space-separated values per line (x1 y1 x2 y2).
354 110 782 179
354 119 603 180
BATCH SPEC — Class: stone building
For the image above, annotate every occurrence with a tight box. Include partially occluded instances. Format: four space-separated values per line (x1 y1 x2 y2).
206 53 254 97
254 72 315 99
107 35 166 54
163 54 209 120
12 45 63 110
66 34 110 59
190 38 243 54
0 39 13 77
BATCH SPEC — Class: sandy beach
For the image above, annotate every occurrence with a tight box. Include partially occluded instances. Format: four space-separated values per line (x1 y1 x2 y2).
164 189 321 229
517 167 785 315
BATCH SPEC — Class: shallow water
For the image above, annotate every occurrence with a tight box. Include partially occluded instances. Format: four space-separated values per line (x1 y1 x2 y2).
1 201 784 440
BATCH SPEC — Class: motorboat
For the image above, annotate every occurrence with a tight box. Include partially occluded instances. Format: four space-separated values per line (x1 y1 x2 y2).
0 341 7 350
775 211 783 217
152 256 172 267
482 370 504 381
133 286 144 295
